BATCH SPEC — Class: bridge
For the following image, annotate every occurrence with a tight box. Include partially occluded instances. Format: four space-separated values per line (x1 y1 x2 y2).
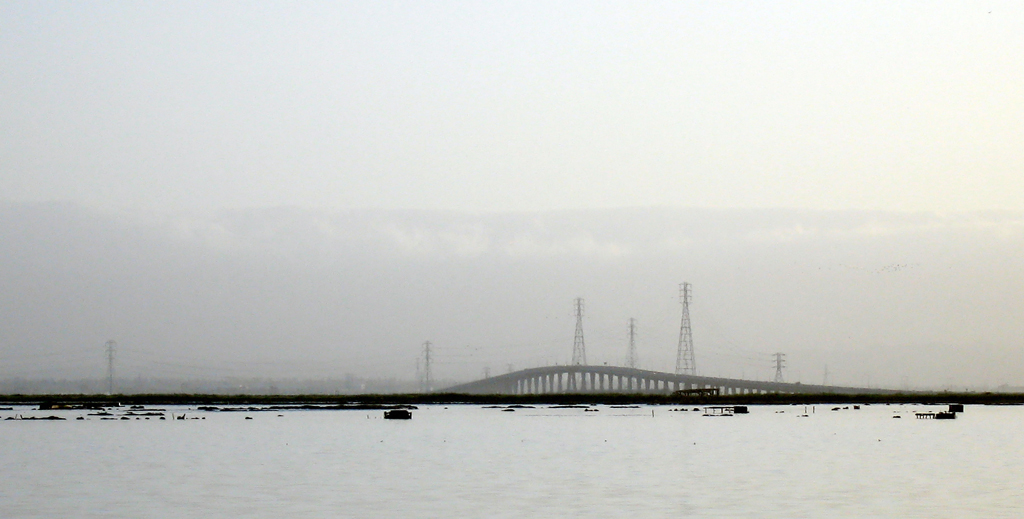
444 365 898 395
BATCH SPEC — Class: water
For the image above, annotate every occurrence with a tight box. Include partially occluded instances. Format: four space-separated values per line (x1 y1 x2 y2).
3 404 1023 518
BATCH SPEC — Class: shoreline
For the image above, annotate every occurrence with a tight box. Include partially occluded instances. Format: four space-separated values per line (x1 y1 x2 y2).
2 392 1023 407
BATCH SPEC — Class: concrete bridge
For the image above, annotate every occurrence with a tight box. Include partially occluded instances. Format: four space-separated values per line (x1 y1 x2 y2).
444 365 898 395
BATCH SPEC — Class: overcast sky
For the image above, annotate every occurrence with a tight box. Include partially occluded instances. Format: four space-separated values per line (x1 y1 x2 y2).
3 1 1022 212
1 2 1022 389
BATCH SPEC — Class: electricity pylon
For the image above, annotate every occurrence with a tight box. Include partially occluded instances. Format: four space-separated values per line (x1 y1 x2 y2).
626 318 638 369
675 283 696 375
572 297 586 365
773 352 786 383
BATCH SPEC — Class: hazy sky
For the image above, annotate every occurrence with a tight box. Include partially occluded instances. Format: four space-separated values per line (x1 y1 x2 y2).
2 203 1021 389
1 3 1022 390
2 1 1022 213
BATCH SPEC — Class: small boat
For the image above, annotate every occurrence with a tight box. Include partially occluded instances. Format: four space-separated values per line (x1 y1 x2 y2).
915 411 956 420
384 409 412 420
702 406 734 417
702 406 748 417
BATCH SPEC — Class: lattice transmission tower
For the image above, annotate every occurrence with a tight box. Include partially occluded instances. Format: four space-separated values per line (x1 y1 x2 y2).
773 352 786 383
675 283 696 375
421 341 433 392
572 297 586 365
626 318 638 369
104 340 117 395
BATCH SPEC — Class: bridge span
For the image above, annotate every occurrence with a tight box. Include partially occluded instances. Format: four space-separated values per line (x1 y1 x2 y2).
444 365 897 395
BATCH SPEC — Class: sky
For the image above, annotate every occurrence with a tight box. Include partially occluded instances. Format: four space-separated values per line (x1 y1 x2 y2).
2 1 1023 213
1 2 1022 389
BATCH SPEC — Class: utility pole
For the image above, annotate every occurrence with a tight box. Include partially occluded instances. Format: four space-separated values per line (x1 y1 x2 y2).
773 352 786 383
626 318 638 369
105 340 117 395
823 364 830 386
675 283 696 375
422 341 433 392
572 297 586 366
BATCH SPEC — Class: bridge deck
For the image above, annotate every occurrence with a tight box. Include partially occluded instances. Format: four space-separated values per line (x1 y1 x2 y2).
444 365 897 395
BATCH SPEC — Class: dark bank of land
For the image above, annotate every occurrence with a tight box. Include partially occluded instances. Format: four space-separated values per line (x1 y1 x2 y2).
2 392 1024 407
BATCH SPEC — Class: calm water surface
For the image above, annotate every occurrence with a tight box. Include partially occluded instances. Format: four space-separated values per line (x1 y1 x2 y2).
3 404 1023 518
